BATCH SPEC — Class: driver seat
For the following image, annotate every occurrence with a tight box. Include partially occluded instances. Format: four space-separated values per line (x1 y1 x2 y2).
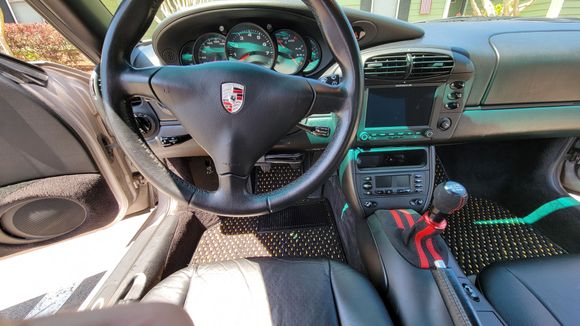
142 258 393 325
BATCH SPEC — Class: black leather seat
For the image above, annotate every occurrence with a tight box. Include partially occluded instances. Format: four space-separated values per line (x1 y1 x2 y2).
143 258 392 326
477 255 580 326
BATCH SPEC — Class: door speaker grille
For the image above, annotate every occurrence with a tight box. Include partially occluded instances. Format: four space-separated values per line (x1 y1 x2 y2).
1 198 87 240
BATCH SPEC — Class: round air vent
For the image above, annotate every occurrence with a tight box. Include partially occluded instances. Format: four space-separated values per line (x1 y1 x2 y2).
0 198 87 240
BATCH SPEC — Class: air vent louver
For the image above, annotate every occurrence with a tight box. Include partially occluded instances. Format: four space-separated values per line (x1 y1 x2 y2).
409 53 454 79
364 52 454 81
364 54 409 79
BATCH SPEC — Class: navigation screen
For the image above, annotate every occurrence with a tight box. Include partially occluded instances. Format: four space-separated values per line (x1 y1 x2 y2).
365 86 436 128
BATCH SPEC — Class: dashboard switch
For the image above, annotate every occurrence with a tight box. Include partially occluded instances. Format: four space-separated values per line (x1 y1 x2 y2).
363 201 377 209
445 102 459 110
362 182 373 190
450 81 465 90
159 134 192 147
448 92 462 100
438 117 452 131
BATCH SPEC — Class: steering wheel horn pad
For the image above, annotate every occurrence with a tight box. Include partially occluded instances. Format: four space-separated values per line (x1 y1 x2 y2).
150 62 314 177
101 0 363 216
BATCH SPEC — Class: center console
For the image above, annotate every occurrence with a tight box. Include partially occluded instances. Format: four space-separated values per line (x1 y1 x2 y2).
341 146 435 216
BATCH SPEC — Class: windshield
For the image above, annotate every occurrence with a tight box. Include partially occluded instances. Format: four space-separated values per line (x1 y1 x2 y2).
102 0 580 39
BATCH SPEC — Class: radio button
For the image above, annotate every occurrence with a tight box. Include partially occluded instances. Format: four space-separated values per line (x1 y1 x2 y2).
363 182 373 190
375 190 384 195
445 102 459 110
386 189 393 194
424 129 434 137
448 92 462 100
450 81 465 90
359 132 369 141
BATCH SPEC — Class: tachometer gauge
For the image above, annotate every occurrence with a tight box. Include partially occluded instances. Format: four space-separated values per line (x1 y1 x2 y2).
226 23 276 68
194 33 226 64
273 29 307 74
303 37 322 74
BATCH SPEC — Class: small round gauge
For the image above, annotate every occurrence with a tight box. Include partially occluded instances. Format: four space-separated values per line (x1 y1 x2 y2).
225 23 276 68
194 33 226 64
303 37 322 74
273 29 307 74
180 41 195 65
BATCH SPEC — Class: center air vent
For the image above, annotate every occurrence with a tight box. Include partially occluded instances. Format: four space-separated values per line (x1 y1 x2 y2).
364 52 454 81
409 53 454 79
364 54 409 79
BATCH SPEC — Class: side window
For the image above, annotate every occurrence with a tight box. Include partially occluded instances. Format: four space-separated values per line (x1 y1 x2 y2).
0 0 95 72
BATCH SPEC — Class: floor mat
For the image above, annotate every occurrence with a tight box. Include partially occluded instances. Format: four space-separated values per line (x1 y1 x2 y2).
191 200 345 265
436 158 566 275
253 164 303 194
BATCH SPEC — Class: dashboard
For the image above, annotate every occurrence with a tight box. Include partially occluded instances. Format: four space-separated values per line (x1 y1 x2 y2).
128 1 580 159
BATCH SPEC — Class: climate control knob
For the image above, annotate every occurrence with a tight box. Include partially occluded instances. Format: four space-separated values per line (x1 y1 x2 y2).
438 117 452 131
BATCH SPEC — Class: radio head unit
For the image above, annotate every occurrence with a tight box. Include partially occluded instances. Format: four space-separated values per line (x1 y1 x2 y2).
359 85 438 142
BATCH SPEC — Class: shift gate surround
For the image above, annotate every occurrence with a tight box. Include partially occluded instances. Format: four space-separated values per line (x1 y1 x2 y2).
100 0 363 216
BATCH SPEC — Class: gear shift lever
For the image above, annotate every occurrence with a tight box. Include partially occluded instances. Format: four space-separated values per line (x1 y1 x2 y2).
402 181 468 246
430 181 469 223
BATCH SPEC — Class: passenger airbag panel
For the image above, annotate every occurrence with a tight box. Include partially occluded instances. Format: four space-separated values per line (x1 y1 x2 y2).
485 31 580 105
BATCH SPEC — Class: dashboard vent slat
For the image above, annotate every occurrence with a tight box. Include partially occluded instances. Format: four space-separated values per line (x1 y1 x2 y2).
409 53 454 79
364 52 454 81
363 54 409 79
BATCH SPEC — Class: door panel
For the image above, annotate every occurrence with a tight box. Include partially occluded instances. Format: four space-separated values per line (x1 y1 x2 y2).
0 56 139 255
0 72 96 186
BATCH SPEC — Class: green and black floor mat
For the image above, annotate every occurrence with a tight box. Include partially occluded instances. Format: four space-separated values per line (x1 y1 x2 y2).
191 199 346 265
436 158 566 275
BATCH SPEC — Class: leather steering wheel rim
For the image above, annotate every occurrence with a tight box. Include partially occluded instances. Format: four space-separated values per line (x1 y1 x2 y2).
100 0 363 216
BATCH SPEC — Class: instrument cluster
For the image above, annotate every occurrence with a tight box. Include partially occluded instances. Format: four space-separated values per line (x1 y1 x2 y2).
180 22 322 75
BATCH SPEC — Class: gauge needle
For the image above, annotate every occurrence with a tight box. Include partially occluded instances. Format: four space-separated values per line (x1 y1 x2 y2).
239 53 250 61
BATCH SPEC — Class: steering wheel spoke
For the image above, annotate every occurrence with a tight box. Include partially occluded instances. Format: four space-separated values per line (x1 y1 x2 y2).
118 66 163 100
307 79 348 115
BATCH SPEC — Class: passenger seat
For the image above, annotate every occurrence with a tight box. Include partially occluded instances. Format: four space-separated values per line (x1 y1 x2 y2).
477 255 580 325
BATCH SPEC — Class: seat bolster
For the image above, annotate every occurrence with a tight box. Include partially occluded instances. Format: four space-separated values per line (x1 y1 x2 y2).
142 267 194 306
329 260 393 326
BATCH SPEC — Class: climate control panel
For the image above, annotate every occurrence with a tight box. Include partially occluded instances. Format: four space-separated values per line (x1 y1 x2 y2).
360 173 426 196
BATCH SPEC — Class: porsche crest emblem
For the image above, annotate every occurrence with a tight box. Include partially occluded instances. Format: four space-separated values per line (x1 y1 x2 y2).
221 83 245 113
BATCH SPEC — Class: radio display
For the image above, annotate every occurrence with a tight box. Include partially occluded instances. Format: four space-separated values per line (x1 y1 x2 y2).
365 86 436 128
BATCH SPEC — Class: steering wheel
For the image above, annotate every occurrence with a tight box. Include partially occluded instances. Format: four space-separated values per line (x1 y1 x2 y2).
100 0 363 216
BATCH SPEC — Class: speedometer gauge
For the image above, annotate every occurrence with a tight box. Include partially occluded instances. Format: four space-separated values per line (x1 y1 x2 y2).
274 29 307 74
194 33 226 64
303 37 322 74
226 23 276 68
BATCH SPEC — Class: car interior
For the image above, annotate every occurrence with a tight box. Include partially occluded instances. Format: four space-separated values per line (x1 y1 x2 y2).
1 0 580 325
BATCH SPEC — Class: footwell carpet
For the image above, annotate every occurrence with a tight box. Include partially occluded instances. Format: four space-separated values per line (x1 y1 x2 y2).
436 158 566 275
191 200 345 265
